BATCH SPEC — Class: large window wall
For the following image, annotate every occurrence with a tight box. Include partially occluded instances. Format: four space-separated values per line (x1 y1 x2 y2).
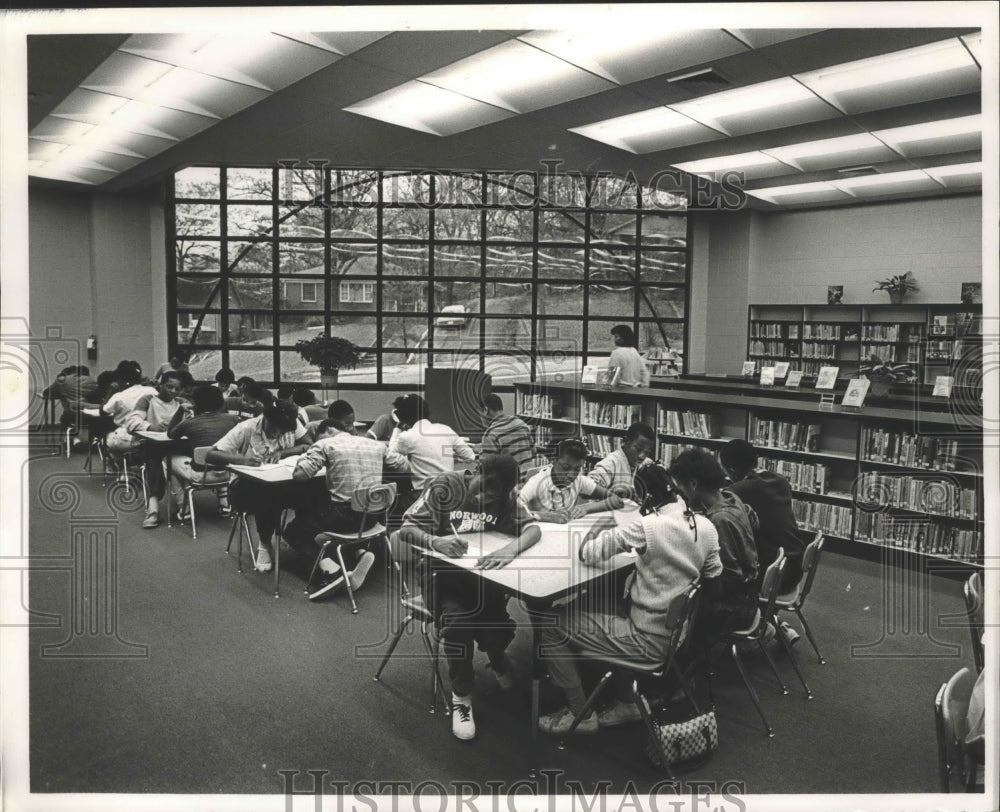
169 167 689 389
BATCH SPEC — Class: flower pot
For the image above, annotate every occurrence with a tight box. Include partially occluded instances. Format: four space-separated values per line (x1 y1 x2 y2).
888 291 905 305
320 369 339 387
868 378 890 397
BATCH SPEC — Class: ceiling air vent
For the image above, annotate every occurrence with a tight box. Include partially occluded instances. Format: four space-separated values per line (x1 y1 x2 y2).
666 67 732 90
836 165 879 177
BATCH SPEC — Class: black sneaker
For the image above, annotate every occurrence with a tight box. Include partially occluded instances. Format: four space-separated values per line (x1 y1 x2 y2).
308 572 345 601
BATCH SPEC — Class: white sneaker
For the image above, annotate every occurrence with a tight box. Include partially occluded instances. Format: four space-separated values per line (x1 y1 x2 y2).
255 545 273 573
348 551 376 591
451 695 476 741
597 700 642 727
779 621 801 646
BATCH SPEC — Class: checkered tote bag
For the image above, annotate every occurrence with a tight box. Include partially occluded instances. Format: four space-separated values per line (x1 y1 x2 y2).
645 706 718 770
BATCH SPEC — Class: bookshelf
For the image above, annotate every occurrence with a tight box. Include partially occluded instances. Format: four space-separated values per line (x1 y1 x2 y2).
747 303 983 386
513 374 984 572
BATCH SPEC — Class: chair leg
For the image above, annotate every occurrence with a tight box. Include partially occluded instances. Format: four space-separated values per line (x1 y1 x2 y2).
635 682 676 779
427 622 450 715
374 612 415 682
730 643 774 737
774 622 813 699
305 541 332 594
795 609 825 664
557 671 613 749
756 636 789 695
189 490 198 540
336 544 359 614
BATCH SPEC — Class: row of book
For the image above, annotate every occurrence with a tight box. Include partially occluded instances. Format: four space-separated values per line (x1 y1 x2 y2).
802 324 842 340
860 342 921 363
750 322 794 339
749 417 821 452
658 442 700 466
581 399 640 428
800 343 838 359
861 324 922 342
856 473 978 519
791 499 853 537
583 432 620 456
759 456 830 494
855 514 982 561
515 392 562 419
925 339 964 361
532 424 555 448
861 429 964 470
658 409 715 439
749 340 791 356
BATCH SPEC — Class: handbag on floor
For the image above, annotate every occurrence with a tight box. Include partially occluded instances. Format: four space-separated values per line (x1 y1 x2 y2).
644 704 718 771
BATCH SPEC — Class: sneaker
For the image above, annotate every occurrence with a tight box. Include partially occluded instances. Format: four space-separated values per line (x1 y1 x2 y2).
142 511 159 529
308 572 345 601
760 621 777 644
538 707 598 736
217 502 232 517
597 700 642 728
255 545 273 573
347 551 376 591
175 507 191 523
779 621 801 646
489 655 516 690
451 695 476 741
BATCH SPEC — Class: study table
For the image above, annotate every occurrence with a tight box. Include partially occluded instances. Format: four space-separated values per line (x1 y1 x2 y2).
226 456 324 597
426 504 641 774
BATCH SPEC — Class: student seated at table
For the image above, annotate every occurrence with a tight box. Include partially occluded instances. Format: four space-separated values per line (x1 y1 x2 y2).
366 395 407 442
587 421 656 499
668 448 759 639
154 348 189 383
537 465 722 735
225 377 267 420
45 365 99 434
206 400 309 573
391 454 540 741
518 438 624 524
276 386 309 427
301 399 355 445
479 393 534 483
166 384 241 520
293 388 327 422
388 394 476 513
102 362 158 454
283 400 410 601
118 371 193 529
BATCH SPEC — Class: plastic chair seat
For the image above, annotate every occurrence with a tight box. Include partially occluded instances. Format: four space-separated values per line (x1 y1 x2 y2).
315 523 388 544
728 608 763 639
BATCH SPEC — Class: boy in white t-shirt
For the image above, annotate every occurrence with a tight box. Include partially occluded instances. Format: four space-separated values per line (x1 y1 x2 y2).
518 438 624 523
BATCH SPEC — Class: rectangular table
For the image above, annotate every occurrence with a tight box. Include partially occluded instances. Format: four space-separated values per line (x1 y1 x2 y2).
424 504 641 774
227 457 324 597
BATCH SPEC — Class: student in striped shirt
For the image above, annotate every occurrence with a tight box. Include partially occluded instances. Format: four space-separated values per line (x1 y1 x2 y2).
479 393 534 483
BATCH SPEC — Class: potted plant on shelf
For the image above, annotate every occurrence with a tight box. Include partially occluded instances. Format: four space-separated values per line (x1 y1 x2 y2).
858 355 915 396
873 271 919 305
293 334 362 388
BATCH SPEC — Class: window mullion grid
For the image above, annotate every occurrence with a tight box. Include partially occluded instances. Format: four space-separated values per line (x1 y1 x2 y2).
271 178 280 385
529 173 540 383
376 171 384 386
427 173 436 366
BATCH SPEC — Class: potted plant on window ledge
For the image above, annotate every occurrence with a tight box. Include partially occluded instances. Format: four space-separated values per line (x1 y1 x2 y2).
858 356 916 397
873 271 919 305
294 334 362 391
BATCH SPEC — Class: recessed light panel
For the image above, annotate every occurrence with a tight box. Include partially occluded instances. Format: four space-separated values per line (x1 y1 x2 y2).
764 133 896 173
874 114 982 158
673 151 794 181
746 181 853 205
570 107 724 154
831 168 941 198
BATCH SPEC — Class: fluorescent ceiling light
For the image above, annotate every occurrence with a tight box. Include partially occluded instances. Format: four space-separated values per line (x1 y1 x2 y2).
795 38 978 112
344 81 514 136
765 132 881 162
421 40 613 113
925 161 982 179
746 181 844 201
831 169 938 195
874 114 981 146
570 107 710 153
671 78 817 133
673 151 793 181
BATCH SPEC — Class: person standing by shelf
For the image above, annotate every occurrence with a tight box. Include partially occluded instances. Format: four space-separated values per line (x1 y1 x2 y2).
587 421 656 499
607 324 650 388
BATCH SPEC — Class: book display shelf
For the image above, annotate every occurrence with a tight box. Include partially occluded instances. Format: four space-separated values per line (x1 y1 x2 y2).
748 303 983 386
513 373 984 574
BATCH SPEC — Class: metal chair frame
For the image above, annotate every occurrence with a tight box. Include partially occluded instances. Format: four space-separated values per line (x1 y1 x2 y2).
175 446 233 540
934 666 983 792
773 530 826 665
963 572 984 674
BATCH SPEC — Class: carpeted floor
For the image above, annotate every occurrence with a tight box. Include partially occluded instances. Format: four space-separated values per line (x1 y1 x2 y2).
23 446 984 801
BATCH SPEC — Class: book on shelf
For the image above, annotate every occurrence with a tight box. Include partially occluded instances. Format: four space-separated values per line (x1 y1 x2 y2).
582 399 640 429
760 367 776 386
749 416 821 452
855 513 981 561
773 361 790 379
741 361 757 376
791 499 853 538
955 312 978 337
785 370 804 388
581 365 600 384
516 392 561 419
841 378 871 408
930 315 952 336
759 456 829 494
658 408 716 439
860 429 963 471
932 376 954 398
815 366 839 389
598 366 622 387
857 472 977 519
